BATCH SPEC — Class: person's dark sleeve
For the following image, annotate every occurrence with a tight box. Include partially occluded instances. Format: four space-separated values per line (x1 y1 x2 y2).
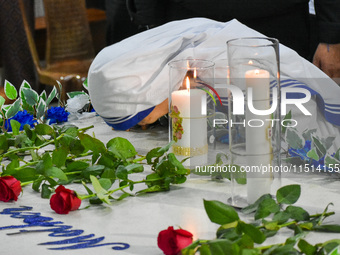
315 0 340 43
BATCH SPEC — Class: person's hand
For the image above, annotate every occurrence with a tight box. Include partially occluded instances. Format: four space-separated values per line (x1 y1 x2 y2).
138 99 168 126
313 43 340 84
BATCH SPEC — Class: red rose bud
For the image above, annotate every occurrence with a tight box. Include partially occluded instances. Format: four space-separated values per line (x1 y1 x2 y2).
157 226 193 255
50 185 81 214
0 176 22 202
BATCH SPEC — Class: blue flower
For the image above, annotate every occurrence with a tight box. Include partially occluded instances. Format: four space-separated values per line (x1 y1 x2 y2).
5 110 37 132
46 107 70 124
288 140 311 162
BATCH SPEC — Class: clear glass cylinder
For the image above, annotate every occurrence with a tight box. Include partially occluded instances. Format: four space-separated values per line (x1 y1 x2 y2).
168 59 216 169
227 37 281 206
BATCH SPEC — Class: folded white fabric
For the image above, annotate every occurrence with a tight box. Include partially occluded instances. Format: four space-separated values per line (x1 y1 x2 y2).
88 18 340 128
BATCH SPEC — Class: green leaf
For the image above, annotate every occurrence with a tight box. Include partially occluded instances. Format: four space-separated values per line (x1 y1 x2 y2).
101 168 116 180
98 178 112 190
297 239 317 255
89 197 103 205
239 222 266 244
242 194 272 214
35 123 54 135
79 133 106 154
272 211 290 224
263 221 279 231
10 119 21 135
40 90 47 101
52 147 68 168
22 87 39 106
90 175 110 204
181 240 201 255
276 184 301 205
12 167 38 182
306 148 319 161
67 91 89 99
325 155 340 167
313 225 340 233
83 79 88 89
115 192 130 201
168 153 186 172
41 183 52 198
268 244 297 255
334 148 340 161
328 245 340 255
0 135 9 154
36 98 47 119
136 185 162 194
203 199 239 225
146 142 174 164
285 233 306 246
286 129 304 149
116 165 128 180
207 239 238 255
254 197 280 220
0 95 5 108
302 128 316 142
45 167 68 181
46 86 57 106
321 240 340 254
285 205 310 221
107 137 137 160
66 161 89 172
198 243 212 255
125 163 144 173
31 176 44 192
312 136 327 158
5 99 21 119
4 80 17 100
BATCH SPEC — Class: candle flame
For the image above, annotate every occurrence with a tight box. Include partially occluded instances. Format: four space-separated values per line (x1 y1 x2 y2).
255 69 260 75
248 60 253 65
186 77 190 92
194 68 197 79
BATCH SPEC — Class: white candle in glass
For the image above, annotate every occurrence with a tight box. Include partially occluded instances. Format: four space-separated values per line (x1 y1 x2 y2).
245 69 272 204
171 77 208 166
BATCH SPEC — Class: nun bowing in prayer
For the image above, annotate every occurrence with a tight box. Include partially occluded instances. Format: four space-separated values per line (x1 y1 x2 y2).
87 18 340 140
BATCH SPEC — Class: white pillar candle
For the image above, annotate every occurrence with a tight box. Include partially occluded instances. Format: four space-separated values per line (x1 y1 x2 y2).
171 77 208 166
245 69 272 204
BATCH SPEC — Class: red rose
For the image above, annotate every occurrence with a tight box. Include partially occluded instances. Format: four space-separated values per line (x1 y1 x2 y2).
0 176 21 202
157 226 193 255
50 185 81 214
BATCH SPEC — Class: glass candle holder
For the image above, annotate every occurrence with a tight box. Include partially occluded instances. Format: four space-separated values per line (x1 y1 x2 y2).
227 37 281 206
168 59 216 169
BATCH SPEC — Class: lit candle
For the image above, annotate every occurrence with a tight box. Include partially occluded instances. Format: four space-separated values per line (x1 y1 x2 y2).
245 69 272 204
171 77 208 166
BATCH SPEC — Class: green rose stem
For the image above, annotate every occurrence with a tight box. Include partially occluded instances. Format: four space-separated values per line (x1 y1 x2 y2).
78 184 130 200
21 180 34 187
77 177 168 201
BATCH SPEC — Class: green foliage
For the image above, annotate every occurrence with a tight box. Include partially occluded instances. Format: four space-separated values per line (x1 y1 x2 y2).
0 80 60 133
285 128 338 171
183 184 340 254
0 122 189 206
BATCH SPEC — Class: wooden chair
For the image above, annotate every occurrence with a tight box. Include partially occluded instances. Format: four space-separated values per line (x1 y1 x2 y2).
19 0 95 102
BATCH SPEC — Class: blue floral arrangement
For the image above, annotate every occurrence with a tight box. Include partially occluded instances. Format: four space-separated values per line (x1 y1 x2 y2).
46 107 70 124
0 80 70 133
4 110 37 132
